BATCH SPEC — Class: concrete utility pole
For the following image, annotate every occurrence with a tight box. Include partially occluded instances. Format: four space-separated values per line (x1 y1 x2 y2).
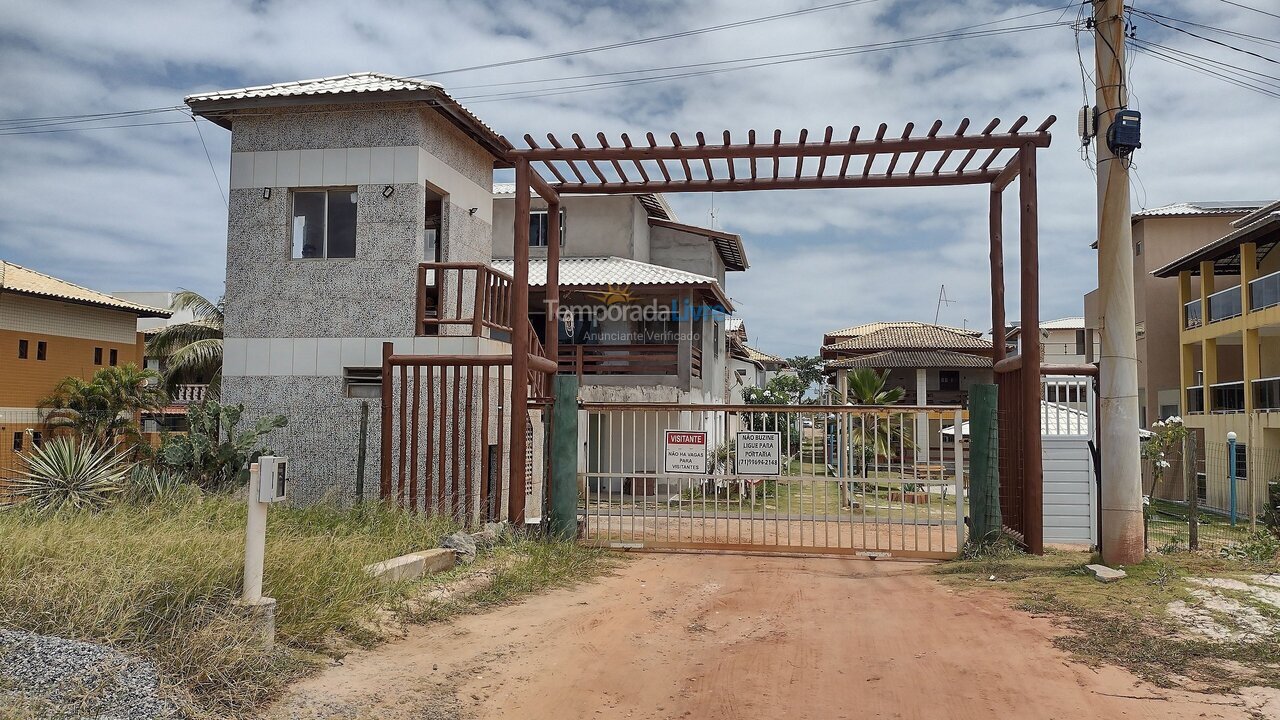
1094 0 1145 565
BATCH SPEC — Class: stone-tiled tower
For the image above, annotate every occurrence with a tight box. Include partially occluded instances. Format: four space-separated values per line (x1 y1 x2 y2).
187 73 511 503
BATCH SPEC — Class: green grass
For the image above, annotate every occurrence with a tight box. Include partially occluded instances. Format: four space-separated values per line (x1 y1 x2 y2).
936 546 1280 693
0 495 613 718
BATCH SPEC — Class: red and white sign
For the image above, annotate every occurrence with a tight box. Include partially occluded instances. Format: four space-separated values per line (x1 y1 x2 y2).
664 430 708 474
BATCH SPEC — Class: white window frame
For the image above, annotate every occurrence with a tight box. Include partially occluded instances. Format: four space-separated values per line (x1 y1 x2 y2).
529 209 566 248
291 188 358 259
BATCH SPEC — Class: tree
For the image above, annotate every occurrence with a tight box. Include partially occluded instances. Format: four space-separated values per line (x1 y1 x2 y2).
838 368 910 507
845 368 907 405
146 290 224 399
784 355 826 402
39 364 166 445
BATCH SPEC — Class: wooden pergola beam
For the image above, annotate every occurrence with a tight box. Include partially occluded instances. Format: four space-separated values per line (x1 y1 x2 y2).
539 170 1000 194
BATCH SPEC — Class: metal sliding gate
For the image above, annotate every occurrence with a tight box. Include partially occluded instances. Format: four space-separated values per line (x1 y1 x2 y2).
579 403 967 559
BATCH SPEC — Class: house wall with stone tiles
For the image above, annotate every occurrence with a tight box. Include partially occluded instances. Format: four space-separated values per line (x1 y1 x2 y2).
220 102 515 510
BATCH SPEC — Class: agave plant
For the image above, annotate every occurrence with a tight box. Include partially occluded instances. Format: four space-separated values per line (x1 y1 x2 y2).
7 437 134 511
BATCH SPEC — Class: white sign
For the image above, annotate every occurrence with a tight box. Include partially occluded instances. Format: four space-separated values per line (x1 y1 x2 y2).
735 432 781 476
664 430 708 474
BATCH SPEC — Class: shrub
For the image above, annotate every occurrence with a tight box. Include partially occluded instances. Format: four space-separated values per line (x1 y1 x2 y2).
1219 529 1280 563
4 437 133 511
160 400 286 490
124 464 192 504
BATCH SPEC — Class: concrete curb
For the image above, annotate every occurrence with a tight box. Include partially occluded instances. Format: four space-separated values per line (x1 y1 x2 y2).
365 549 457 584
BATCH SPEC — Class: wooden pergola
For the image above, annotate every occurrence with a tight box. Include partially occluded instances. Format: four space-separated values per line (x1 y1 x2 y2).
504 115 1056 552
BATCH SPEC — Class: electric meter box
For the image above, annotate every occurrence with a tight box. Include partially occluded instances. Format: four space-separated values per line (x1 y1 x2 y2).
258 455 289 503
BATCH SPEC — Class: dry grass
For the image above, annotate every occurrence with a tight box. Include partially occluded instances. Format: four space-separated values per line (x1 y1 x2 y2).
0 495 612 718
936 546 1280 693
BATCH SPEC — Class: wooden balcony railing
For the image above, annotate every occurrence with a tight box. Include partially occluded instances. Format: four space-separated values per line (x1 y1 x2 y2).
417 262 513 337
558 343 687 379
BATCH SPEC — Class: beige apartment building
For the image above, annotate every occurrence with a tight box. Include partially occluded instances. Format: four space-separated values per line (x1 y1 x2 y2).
1084 201 1264 427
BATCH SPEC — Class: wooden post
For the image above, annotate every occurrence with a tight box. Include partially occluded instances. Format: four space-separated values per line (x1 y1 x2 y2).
990 187 1006 363
355 400 368 501
379 341 393 501
416 264 427 336
472 267 486 336
1019 143 1043 555
546 201 561 364
509 160 532 525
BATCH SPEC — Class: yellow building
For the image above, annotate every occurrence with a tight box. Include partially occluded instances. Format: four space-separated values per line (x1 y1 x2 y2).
0 261 170 476
1154 201 1280 517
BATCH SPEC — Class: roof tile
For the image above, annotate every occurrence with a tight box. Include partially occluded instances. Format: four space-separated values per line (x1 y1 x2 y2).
1 262 170 317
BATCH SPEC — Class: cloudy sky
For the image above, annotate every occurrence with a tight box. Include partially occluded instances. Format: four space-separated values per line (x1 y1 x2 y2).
2 0 1276 356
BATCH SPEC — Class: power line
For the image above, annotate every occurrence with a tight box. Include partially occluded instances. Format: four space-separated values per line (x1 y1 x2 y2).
455 22 1072 105
1135 38 1280 87
191 116 227 207
0 0 884 128
0 119 193 136
1216 0 1280 22
1130 8 1280 49
1133 9 1279 66
1129 39 1280 99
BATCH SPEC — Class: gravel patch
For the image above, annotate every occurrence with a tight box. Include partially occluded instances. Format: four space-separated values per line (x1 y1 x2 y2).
0 629 182 720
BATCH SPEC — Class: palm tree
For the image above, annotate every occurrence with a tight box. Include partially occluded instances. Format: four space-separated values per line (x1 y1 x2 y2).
846 368 907 405
146 290 224 399
839 368 911 506
39 364 166 445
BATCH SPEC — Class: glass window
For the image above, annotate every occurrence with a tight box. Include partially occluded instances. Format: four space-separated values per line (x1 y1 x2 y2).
529 209 566 247
18 339 27 359
939 371 961 392
109 348 118 366
12 432 21 452
94 347 103 365
1075 329 1086 356
292 189 357 258
36 341 46 361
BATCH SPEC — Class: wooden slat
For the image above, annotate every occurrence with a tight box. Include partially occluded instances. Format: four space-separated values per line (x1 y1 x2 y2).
771 129 782 181
598 133 629 184
695 131 713 181
932 118 971 175
908 120 943 176
862 123 888 178
547 133 587 184
794 128 809 179
838 126 860 178
646 132 672 182
572 133 609 183
524 134 568 185
621 133 650 181
724 130 736 181
537 171 1000 194
748 129 758 180
815 125 834 178
671 132 693 181
885 122 914 176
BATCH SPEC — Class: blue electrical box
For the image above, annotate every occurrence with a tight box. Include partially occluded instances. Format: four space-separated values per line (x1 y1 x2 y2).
1107 110 1142 155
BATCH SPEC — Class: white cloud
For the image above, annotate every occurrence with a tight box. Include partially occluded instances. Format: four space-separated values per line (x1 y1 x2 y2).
0 0 1276 357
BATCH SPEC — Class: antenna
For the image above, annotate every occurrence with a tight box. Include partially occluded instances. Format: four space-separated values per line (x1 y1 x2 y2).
934 284 956 324
709 194 718 230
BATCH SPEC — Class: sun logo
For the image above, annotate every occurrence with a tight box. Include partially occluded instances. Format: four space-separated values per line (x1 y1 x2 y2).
585 284 635 305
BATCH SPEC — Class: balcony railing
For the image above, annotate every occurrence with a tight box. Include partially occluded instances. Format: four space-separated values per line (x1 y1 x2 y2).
559 343 693 379
1206 285 1242 323
1209 381 1245 413
1186 385 1205 414
1250 269 1280 312
417 262 513 337
171 384 208 405
1184 298 1202 329
1254 376 1280 412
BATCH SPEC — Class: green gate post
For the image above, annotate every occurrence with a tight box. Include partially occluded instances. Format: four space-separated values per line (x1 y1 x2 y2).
968 383 1001 544
548 375 580 540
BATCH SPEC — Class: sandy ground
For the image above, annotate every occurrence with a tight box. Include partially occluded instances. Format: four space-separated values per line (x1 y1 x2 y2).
267 553 1270 720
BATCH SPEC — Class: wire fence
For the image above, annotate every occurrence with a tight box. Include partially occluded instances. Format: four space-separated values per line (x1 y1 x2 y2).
1146 438 1278 552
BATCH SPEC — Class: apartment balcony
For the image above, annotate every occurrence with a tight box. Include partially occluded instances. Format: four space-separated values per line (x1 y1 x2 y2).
1209 381 1245 414
1183 298 1202 330
171 384 208 405
1186 385 1205 414
1254 376 1280 412
1250 269 1280 312
1206 285 1242 324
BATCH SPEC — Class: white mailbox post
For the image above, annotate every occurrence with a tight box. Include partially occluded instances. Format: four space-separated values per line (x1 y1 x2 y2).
239 456 288 645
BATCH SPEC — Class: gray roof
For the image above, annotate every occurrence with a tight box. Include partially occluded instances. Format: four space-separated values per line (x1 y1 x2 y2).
491 183 675 222
185 72 511 159
1132 201 1266 219
824 324 991 353
491 256 719 288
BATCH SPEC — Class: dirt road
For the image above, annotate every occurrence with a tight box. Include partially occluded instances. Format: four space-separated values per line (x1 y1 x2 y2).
269 554 1261 720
